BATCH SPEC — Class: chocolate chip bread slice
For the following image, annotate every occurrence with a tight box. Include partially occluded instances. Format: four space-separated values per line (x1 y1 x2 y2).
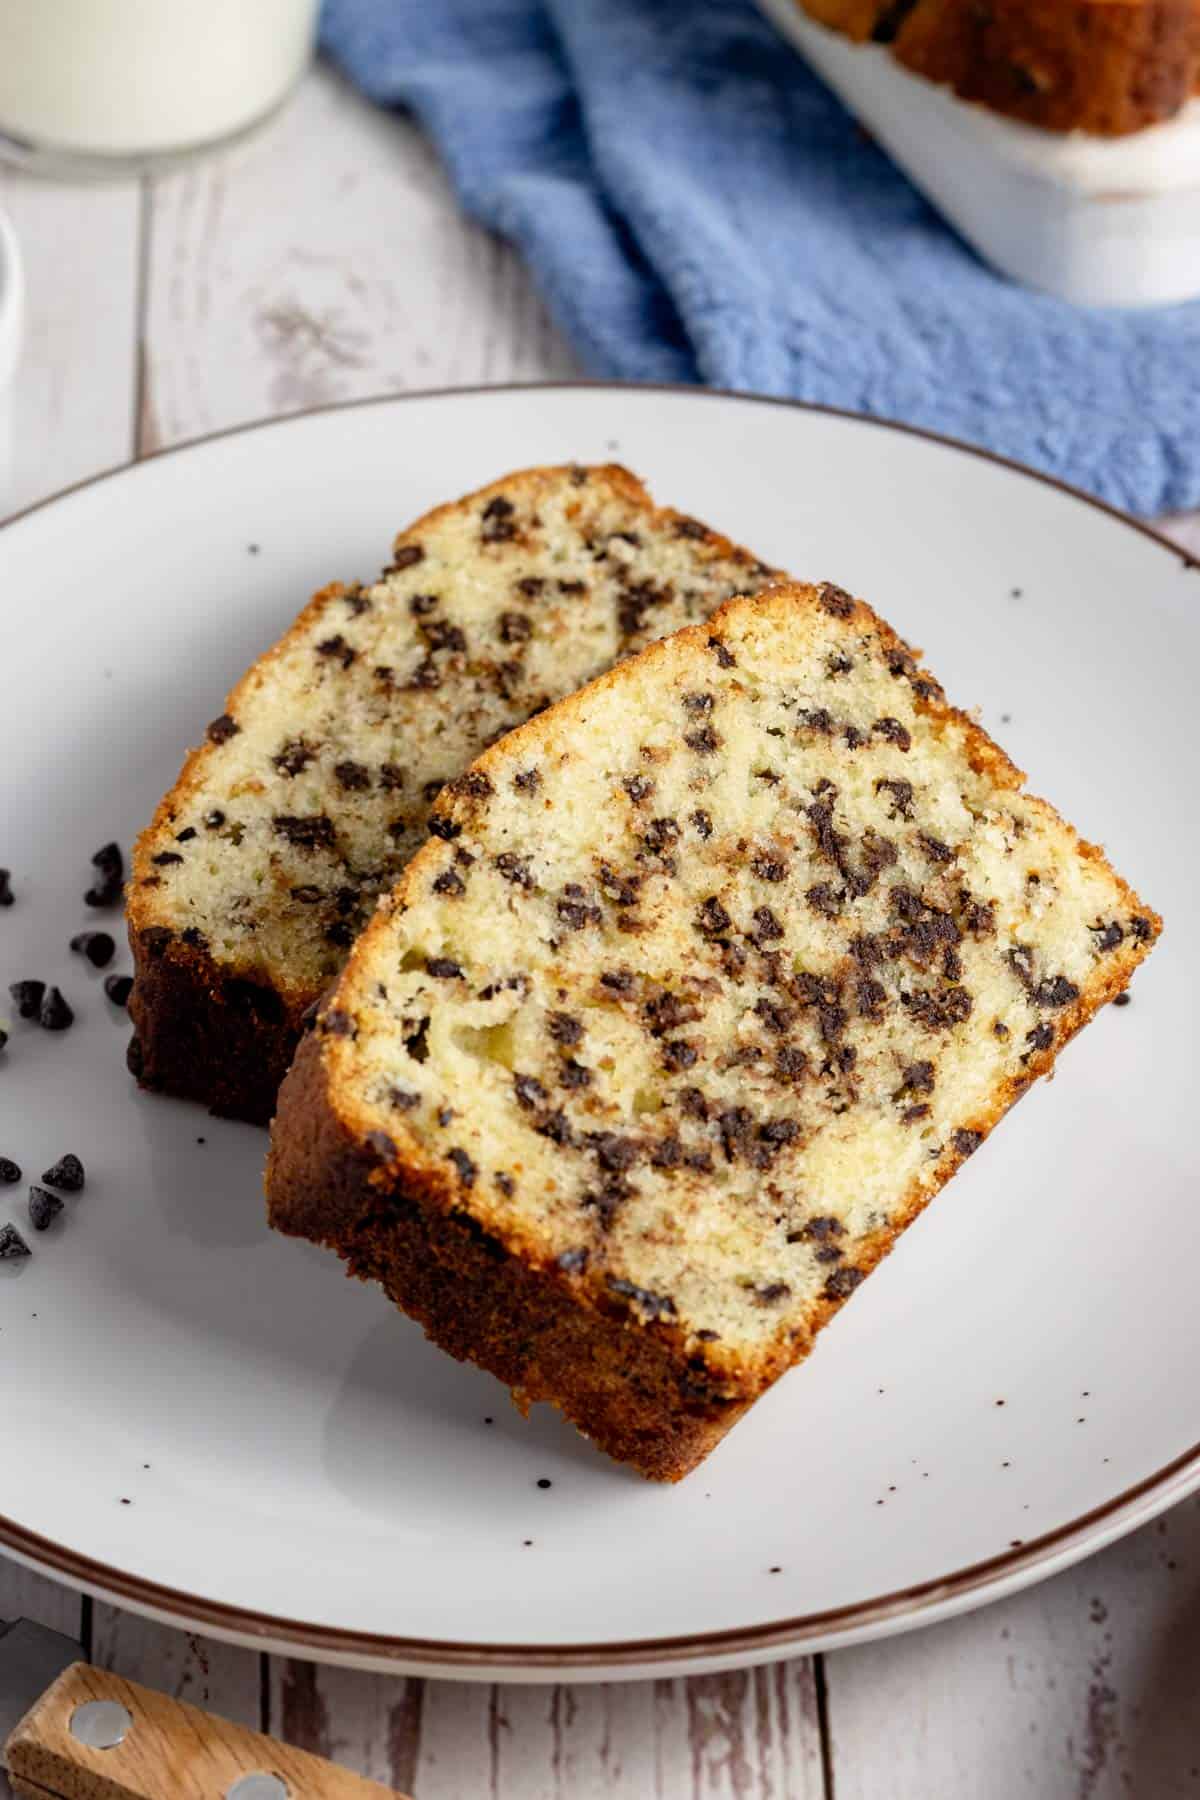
266 580 1159 1482
126 466 778 1122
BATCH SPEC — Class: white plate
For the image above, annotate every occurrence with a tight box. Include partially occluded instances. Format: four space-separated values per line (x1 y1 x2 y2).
757 0 1200 307
0 386 1195 1681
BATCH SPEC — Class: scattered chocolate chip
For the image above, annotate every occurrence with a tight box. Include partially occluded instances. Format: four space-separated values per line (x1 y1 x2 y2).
388 1086 420 1110
589 1131 638 1172
104 974 133 1007
0 1223 31 1260
1112 991 1132 1008
902 1060 935 1094
823 1265 864 1300
495 851 533 887
901 1103 931 1124
432 867 466 897
204 810 225 829
774 1046 808 1081
757 1282 791 1303
919 834 954 865
39 987 73 1031
600 969 634 995
9 979 44 1018
206 713 240 744
0 868 12 906
952 1129 983 1157
902 985 973 1030
685 725 720 755
403 1016 429 1061
559 1059 592 1089
674 516 710 541
661 1038 699 1072
0 1157 19 1183
707 635 735 669
623 774 655 805
27 1186 63 1232
42 1154 84 1191
70 930 115 968
1131 916 1154 942
391 544 425 570
1025 1021 1054 1053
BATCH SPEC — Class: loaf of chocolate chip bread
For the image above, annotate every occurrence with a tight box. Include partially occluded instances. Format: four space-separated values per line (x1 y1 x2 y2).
265 580 1159 1481
796 0 1200 136
126 466 778 1122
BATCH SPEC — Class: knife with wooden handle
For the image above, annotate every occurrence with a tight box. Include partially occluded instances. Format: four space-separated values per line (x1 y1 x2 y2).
1 1618 406 1800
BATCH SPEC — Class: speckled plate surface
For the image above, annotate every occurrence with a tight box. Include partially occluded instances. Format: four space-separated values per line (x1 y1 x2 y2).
0 386 1195 1681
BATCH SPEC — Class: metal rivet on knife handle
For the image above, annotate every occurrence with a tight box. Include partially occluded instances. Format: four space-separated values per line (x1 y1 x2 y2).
69 1697 133 1748
227 1775 290 1799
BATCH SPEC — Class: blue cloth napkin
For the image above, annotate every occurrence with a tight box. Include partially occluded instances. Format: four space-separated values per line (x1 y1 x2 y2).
320 0 1200 517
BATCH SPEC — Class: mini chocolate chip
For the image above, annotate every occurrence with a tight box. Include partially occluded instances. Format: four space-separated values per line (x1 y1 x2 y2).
685 726 720 755
607 1276 676 1318
427 957 465 980
0 868 13 906
391 545 425 570
901 1104 930 1124
204 810 225 829
39 987 73 1031
696 896 732 936
0 1223 31 1260
662 1039 699 1072
674 516 710 540
1131 916 1154 942
817 582 855 618
513 1074 548 1110
273 815 336 850
0 1157 20 1182
84 870 123 908
206 713 240 744
316 635 356 668
874 717 911 751
557 897 601 930
707 635 736 669
683 692 714 715
757 1282 790 1303
334 760 371 791
432 867 466 897
919 834 954 865
42 1153 84 1191
751 856 787 883
70 931 115 968
499 610 532 644
902 1060 935 1094
623 774 655 804
952 1129 983 1157
103 974 133 1007
547 1011 584 1047
1033 975 1080 1008
590 1131 638 1172
823 1265 864 1300
1025 1022 1053 1052
1112 991 1132 1008
403 1016 429 1061
27 1185 63 1231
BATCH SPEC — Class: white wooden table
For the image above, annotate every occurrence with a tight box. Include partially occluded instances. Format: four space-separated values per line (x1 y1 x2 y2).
3 64 1199 1800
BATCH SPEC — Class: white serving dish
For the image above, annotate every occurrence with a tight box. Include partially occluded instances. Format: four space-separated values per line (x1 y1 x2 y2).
0 386 1195 1680
0 208 23 503
758 0 1200 308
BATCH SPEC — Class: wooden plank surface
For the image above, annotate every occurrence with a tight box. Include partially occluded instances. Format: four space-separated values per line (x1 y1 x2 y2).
139 65 577 458
2 59 1199 1800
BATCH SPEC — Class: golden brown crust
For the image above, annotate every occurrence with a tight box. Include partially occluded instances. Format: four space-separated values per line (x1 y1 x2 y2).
124 465 777 1122
796 0 1200 136
267 1031 749 1481
266 579 1161 1476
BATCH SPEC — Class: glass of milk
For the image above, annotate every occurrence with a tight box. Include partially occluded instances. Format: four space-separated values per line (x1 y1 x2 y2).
0 0 320 175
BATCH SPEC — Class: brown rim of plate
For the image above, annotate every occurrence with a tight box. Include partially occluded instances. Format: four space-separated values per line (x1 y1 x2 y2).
0 381 1192 1672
